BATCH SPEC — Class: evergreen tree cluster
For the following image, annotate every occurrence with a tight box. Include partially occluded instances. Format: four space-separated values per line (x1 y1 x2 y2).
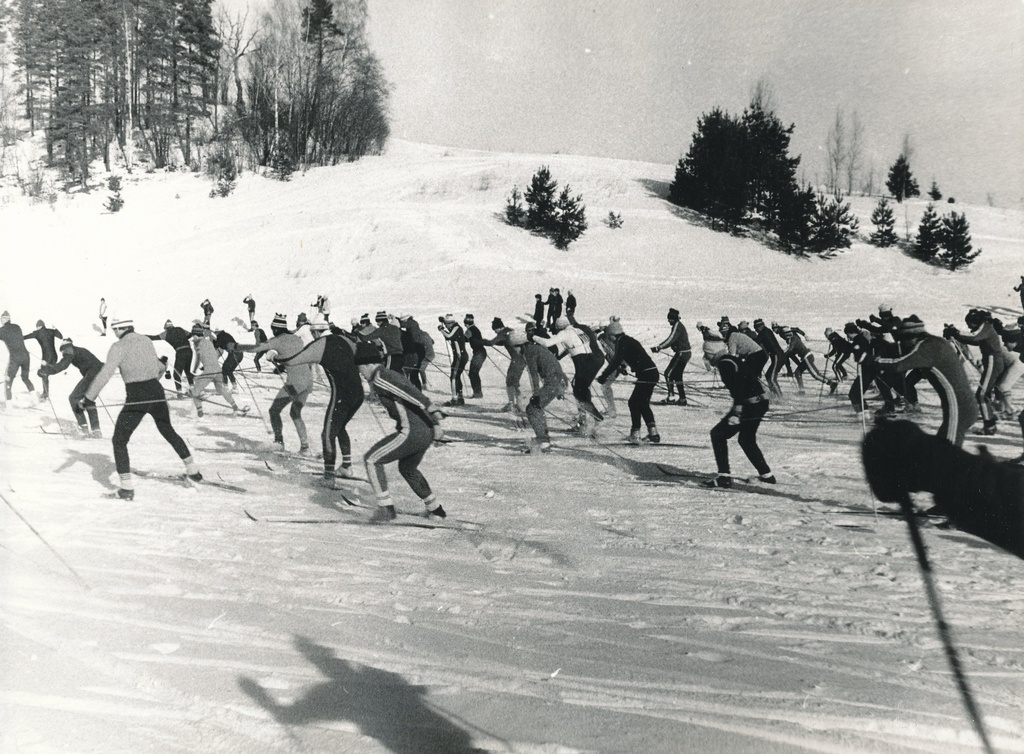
504 166 588 250
667 100 861 255
3 0 389 187
914 203 981 271
885 154 920 202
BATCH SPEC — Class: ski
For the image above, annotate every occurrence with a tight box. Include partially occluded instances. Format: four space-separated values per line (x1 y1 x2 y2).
134 470 247 494
243 508 478 531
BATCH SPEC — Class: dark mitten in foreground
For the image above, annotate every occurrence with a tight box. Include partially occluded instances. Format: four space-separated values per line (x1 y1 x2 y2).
862 420 1024 560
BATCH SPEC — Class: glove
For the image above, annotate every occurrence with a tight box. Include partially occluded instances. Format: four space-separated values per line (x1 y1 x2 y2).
727 411 740 426
942 325 959 339
596 375 606 385
651 346 660 353
869 313 881 323
77 397 96 411
432 424 445 442
855 319 870 329
528 395 541 409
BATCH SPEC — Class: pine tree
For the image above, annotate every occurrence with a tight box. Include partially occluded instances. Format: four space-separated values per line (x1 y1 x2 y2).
937 211 981 271
886 154 920 203
808 190 859 253
774 182 815 252
913 203 942 261
741 100 800 228
869 197 898 247
927 180 942 201
550 184 587 250
524 165 557 232
504 185 525 226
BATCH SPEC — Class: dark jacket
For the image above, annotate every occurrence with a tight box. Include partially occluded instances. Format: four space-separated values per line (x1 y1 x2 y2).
598 334 657 383
43 342 103 377
25 325 63 362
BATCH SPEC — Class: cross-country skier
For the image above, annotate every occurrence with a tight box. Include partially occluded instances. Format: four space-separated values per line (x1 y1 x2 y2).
651 308 691 405
0 311 36 403
565 290 577 321
367 311 404 372
531 316 604 437
721 319 766 376
40 338 104 436
84 316 202 500
515 329 567 453
862 420 1024 559
99 298 108 335
273 330 366 485
948 308 1004 435
248 320 269 372
875 315 977 446
438 314 468 405
23 320 62 400
148 319 194 398
464 314 487 399
753 318 786 397
416 321 436 390
483 317 526 411
243 295 256 324
1015 276 1024 311
212 328 241 390
704 349 775 489
597 318 660 444
363 363 448 522
233 313 312 454
398 314 426 389
190 324 246 417
594 318 623 419
200 299 214 327
696 322 727 370
824 327 852 382
781 326 838 395
313 294 331 322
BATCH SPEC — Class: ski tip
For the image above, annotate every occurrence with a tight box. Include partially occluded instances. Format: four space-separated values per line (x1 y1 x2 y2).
243 509 259 521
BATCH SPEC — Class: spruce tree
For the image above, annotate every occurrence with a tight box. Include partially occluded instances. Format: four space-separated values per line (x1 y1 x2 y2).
927 180 942 201
886 154 920 203
808 190 859 253
551 185 587 250
914 203 942 261
774 183 815 252
504 185 525 227
524 165 557 232
741 100 800 229
869 197 898 247
937 211 980 271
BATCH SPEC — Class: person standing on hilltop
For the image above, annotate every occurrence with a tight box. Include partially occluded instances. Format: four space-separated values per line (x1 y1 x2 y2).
0 311 36 404
565 290 577 321
148 319 194 398
1014 276 1024 311
533 293 545 326
200 299 214 327
83 316 202 500
243 295 256 325
99 298 108 335
545 288 563 329
40 338 104 437
23 319 62 401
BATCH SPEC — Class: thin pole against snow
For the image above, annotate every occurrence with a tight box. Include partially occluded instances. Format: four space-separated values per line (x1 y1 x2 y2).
1 489 90 591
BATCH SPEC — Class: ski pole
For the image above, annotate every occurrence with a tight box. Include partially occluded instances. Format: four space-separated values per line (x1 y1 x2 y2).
44 393 68 441
0 489 90 590
240 371 273 436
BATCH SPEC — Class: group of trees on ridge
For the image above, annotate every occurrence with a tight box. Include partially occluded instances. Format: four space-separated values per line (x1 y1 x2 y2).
0 0 389 189
667 91 980 270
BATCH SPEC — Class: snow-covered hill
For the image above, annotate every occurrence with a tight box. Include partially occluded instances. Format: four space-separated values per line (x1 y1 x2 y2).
2 141 1023 753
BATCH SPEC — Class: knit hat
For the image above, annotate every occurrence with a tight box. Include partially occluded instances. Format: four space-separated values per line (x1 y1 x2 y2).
350 317 361 328
719 316 731 326
1 311 10 324
443 313 456 323
111 316 134 330
667 308 680 321
779 326 793 338
271 313 289 330
535 293 542 299
398 313 412 322
879 303 893 314
191 323 206 337
375 311 388 323
296 312 309 327
61 337 73 347
508 330 528 347
895 315 926 338
310 319 330 332
464 313 475 323
36 319 45 328
753 318 765 328
843 322 860 335
606 320 624 336
491 317 504 330
554 316 570 330
824 327 834 337
164 319 173 329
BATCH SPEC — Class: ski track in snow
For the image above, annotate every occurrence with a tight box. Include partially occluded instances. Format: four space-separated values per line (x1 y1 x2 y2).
2 141 1024 753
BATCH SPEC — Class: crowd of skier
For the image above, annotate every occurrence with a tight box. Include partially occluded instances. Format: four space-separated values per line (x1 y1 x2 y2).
1 286 1022 555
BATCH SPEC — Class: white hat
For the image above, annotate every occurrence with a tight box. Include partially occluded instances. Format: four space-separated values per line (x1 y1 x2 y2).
111 316 134 329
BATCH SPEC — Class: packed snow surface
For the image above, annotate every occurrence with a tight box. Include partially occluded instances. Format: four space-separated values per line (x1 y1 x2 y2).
2 140 1024 753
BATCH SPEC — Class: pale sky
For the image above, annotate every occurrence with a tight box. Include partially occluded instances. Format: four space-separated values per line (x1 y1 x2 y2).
365 0 1023 207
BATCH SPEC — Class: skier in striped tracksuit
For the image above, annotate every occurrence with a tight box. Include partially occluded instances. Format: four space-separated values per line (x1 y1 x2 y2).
949 308 1004 435
363 365 448 521
651 308 691 405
